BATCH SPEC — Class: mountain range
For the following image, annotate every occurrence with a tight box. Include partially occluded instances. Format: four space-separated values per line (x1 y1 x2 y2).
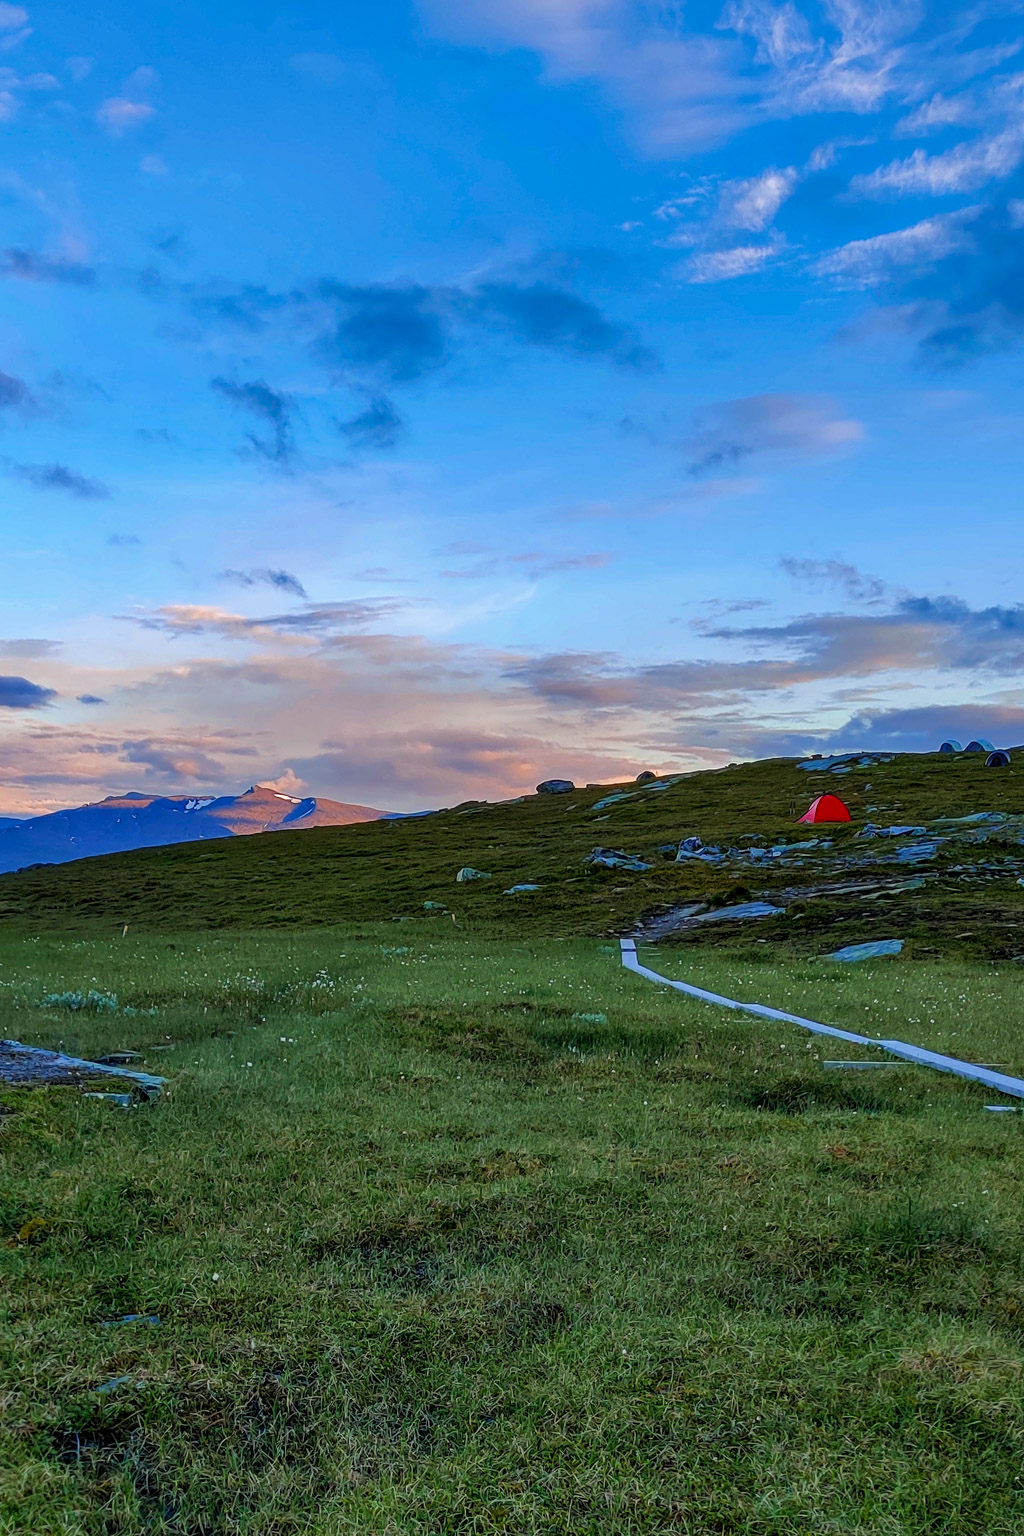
0 785 384 875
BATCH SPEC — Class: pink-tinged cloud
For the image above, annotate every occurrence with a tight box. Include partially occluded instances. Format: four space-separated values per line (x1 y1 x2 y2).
684 393 863 474
4 582 1024 815
291 728 653 804
96 97 155 135
123 598 409 642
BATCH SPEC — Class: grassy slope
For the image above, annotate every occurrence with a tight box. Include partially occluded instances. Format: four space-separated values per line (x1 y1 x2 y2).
4 756 1024 1532
1 753 1023 959
3 928 1024 1534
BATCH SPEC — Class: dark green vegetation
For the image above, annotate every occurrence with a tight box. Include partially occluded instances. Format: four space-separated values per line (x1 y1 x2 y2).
2 752 1024 962
3 930 1024 1534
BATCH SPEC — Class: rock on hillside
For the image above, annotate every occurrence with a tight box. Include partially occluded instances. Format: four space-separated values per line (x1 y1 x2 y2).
0 784 384 875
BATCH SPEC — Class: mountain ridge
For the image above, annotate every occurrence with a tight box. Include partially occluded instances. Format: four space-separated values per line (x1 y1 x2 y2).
0 784 384 875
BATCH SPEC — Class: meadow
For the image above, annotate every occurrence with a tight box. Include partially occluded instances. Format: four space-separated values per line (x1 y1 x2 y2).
3 925 1024 1534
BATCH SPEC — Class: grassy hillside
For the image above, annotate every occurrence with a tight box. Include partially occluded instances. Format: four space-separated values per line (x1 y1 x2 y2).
3 926 1024 1534
1 751 1023 960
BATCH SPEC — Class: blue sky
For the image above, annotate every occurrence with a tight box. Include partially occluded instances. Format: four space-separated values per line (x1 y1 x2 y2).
3 0 1024 813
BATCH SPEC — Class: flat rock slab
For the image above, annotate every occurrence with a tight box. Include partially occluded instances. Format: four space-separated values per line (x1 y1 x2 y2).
632 900 785 942
1 1041 103 1086
827 939 904 963
0 1039 165 1092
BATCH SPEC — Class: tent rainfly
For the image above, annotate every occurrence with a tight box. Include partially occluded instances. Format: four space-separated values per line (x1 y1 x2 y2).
798 793 851 824
939 740 962 754
964 738 995 753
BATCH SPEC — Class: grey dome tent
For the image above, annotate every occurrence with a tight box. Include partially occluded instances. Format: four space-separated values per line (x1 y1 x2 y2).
939 740 962 754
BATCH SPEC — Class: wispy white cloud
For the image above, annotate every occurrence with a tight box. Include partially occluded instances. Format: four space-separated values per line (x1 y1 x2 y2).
0 63 56 92
814 208 979 285
416 0 766 151
720 165 800 230
723 0 914 115
0 57 58 119
653 178 717 222
896 90 975 136
0 1 30 51
657 167 796 282
683 243 779 282
419 0 1021 174
895 67 1024 136
721 0 818 71
420 0 748 150
852 125 1024 198
659 155 809 278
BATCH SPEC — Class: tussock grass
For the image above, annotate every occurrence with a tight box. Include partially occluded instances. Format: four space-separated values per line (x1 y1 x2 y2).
3 927 1024 1532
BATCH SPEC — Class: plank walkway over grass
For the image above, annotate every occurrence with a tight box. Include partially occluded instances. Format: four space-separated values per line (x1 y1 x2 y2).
621 938 1024 1102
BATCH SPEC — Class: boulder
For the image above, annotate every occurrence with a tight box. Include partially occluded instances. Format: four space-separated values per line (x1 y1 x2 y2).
584 847 651 872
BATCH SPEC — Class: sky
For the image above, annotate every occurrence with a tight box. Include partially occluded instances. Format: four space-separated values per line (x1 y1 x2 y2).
3 0 1024 815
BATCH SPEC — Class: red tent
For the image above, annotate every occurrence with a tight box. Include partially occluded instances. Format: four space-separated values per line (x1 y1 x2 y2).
798 793 851 824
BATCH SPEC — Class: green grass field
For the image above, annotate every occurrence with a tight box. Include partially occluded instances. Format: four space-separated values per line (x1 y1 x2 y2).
3 926 1024 1534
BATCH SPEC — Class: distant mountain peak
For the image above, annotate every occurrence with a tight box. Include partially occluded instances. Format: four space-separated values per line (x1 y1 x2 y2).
0 785 387 875
239 784 307 803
